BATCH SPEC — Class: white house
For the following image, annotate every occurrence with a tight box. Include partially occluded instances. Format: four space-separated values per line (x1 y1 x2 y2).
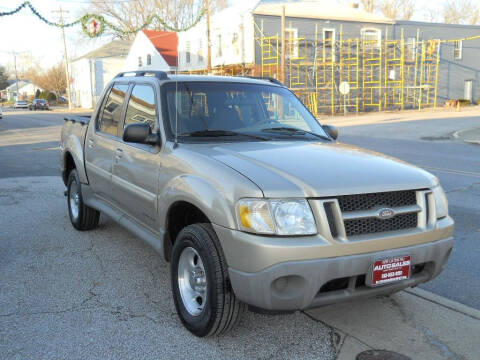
70 39 132 109
123 30 178 72
177 0 258 72
1 81 42 101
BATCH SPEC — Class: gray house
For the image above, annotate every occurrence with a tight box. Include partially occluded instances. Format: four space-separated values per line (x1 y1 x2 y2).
177 0 480 114
252 0 480 113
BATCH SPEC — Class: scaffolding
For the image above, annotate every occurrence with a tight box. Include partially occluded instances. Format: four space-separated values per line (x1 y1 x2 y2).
418 39 441 109
261 35 280 78
179 24 464 116
339 28 360 113
383 30 405 110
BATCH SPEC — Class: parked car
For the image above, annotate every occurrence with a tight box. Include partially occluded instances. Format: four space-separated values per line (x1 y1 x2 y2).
0 105 3 118
29 99 50 111
60 72 454 337
13 100 28 109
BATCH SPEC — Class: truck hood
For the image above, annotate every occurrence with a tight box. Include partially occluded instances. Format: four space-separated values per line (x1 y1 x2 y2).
189 141 438 198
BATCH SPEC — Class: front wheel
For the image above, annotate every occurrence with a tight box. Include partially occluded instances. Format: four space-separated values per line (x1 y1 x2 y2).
67 169 100 230
171 224 246 337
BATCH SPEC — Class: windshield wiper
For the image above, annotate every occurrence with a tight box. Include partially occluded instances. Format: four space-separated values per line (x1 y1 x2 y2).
179 130 268 140
261 127 331 140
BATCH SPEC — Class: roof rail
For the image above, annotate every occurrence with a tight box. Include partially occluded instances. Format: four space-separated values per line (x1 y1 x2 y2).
115 71 169 80
241 76 284 86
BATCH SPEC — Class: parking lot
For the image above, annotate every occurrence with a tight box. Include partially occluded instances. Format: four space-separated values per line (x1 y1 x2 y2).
1 110 479 359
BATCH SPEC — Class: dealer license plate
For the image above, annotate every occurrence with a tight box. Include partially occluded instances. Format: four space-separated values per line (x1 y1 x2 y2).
370 255 411 286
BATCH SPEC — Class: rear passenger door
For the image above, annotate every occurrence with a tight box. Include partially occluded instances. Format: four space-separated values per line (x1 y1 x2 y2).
111 83 161 232
85 82 129 203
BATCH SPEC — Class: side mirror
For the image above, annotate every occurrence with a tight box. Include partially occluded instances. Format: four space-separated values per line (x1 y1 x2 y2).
123 123 161 145
323 124 338 140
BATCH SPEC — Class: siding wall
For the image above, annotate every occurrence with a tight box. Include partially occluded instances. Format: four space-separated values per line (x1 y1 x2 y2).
396 21 480 103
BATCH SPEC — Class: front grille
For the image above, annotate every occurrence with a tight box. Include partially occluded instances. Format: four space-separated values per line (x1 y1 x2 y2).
344 212 418 236
337 190 417 212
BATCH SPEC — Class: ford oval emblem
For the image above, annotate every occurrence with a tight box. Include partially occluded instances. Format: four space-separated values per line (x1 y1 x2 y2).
378 208 395 220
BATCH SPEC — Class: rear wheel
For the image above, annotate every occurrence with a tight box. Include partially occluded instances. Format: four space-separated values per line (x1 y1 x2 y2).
67 169 100 231
171 223 245 337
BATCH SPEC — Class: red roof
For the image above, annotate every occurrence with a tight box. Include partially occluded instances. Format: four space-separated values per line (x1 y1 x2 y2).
143 30 178 67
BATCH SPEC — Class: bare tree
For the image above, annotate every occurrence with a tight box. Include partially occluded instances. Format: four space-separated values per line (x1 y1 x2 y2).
361 0 376 13
88 0 227 39
25 63 66 100
0 66 9 90
443 0 480 25
378 0 415 20
425 7 441 23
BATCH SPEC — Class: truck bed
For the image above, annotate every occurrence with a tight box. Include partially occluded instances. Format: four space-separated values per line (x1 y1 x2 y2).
60 114 93 185
63 115 91 125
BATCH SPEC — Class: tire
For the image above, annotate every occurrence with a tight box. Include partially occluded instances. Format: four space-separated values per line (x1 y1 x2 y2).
67 169 100 231
171 223 246 337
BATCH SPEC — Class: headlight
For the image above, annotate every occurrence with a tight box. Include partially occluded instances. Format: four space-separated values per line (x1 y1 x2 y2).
432 186 448 218
236 199 317 235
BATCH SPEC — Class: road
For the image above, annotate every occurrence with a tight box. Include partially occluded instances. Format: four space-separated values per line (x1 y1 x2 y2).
0 110 334 360
1 110 479 359
1 110 479 310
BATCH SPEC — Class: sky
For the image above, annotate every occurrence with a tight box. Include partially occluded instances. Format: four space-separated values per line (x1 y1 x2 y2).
0 0 454 75
0 0 105 72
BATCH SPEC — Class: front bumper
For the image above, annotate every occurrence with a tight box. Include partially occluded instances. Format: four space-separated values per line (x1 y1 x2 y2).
213 217 454 310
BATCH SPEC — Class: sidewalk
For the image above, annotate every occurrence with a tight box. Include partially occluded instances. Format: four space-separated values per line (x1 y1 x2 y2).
320 105 480 128
307 287 480 360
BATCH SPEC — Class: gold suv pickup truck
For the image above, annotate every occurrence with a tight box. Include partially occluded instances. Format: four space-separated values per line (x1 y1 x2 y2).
60 72 454 337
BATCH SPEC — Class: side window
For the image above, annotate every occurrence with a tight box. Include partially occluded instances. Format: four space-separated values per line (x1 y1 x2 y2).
124 85 157 132
97 83 129 136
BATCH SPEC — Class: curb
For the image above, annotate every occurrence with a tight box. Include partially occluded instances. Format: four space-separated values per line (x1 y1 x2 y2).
452 128 480 145
405 287 480 321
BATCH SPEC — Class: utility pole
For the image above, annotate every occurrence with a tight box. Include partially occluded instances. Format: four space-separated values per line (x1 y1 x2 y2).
13 51 19 101
206 0 212 73
53 7 73 109
280 5 286 83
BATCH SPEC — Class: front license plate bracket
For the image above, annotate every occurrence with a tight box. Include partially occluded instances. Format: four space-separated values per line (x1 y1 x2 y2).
367 255 411 287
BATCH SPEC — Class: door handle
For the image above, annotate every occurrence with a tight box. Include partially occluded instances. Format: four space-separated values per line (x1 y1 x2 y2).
87 138 95 148
115 148 123 159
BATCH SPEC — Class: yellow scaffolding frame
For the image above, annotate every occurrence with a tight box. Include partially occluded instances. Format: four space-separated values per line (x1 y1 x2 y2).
418 39 441 109
261 35 279 78
384 29 405 109
361 38 382 111
339 26 360 113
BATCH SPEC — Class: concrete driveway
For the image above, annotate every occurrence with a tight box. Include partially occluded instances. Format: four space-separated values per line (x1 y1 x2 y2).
0 176 334 360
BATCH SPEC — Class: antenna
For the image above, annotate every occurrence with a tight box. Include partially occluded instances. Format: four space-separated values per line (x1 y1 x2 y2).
174 40 179 148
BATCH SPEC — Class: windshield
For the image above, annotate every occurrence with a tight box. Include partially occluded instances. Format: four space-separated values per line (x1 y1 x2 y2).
163 82 329 142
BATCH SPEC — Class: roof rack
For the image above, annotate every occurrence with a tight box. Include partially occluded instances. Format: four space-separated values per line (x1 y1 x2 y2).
115 71 169 80
241 76 284 86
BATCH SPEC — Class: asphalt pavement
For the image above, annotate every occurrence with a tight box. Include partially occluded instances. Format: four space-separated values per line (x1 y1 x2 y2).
1 110 479 309
0 176 334 359
1 109 479 359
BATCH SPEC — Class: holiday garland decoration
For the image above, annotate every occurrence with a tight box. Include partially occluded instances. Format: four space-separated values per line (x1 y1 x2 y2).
82 15 105 38
0 1 205 38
